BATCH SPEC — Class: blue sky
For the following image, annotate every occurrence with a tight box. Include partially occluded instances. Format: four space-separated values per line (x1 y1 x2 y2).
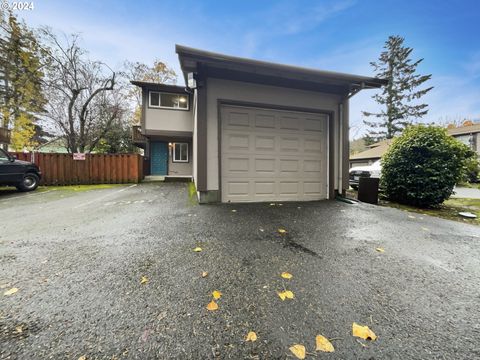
19 0 480 138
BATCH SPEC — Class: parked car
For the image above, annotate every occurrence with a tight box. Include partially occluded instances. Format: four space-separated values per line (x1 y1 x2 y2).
349 160 382 190
0 148 41 191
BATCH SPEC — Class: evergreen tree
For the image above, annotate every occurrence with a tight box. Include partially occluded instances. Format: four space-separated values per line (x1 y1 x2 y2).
0 11 46 149
363 36 433 141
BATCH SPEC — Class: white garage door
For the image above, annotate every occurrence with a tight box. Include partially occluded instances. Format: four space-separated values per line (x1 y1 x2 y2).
221 105 328 203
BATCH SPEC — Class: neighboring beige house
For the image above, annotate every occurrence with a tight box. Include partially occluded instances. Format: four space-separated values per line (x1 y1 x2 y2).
349 123 480 168
133 45 386 203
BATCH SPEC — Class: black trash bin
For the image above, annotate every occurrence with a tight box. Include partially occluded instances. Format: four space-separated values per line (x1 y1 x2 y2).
358 177 380 204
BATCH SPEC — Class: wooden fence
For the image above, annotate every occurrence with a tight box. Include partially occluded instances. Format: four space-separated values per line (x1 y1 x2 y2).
11 152 144 186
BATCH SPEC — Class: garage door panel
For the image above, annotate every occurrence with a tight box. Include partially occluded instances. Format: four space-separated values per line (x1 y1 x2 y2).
255 114 276 129
280 137 300 152
255 136 275 151
279 159 299 173
255 158 276 173
279 181 299 195
226 110 250 127
227 181 250 196
304 139 323 153
227 157 249 172
304 119 323 132
304 159 322 172
254 181 276 195
221 105 327 203
226 134 250 150
279 116 301 130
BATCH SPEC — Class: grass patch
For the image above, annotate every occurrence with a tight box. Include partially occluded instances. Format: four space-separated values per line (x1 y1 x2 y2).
0 183 126 193
347 188 479 225
381 198 479 226
42 184 126 192
187 182 198 205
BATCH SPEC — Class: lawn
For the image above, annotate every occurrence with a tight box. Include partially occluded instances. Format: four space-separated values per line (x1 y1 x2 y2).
346 189 480 226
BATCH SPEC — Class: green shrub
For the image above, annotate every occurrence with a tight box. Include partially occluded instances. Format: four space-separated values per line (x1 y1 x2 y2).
381 125 476 207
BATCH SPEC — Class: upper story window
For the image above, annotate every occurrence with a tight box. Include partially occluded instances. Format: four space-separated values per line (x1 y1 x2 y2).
149 91 189 110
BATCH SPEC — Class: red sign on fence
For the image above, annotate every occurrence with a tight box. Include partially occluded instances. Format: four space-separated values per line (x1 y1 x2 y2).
73 153 86 160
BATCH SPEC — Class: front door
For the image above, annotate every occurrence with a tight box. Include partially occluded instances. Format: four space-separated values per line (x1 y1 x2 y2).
150 142 168 175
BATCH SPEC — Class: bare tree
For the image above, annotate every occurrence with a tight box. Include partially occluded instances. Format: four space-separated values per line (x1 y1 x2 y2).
40 29 119 153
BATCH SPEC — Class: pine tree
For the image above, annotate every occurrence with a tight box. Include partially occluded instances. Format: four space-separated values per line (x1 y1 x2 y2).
0 11 46 149
363 36 433 141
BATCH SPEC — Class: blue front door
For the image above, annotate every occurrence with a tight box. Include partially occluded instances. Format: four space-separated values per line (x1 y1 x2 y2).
150 142 168 175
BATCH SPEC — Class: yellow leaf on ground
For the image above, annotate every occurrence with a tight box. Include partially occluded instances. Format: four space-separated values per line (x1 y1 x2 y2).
3 288 18 296
212 290 222 299
315 335 334 352
375 247 385 253
78 356 87 360
289 344 306 359
207 300 218 311
15 326 23 334
202 271 208 278
278 228 287 234
245 331 257 342
281 272 293 279
277 290 295 300
193 247 202 252
140 276 149 284
352 322 377 340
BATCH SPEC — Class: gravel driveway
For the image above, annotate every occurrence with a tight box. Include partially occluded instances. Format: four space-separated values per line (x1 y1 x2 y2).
1 183 479 359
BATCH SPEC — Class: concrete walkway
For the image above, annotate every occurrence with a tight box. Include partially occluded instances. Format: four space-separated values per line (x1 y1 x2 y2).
452 186 480 199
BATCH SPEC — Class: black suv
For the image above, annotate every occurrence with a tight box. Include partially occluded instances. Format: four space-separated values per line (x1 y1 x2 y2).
0 148 42 191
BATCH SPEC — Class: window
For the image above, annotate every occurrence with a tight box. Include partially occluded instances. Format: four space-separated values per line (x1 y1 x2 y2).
149 91 189 110
173 143 188 162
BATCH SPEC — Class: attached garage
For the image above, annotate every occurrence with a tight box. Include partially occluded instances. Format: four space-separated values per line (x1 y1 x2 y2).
176 45 387 203
221 105 328 202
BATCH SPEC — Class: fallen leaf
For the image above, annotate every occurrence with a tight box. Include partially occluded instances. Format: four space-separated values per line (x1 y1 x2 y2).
3 288 18 296
421 227 429 232
193 247 202 252
206 300 218 311
78 356 86 360
315 335 334 352
201 271 208 278
278 228 287 234
408 215 416 219
245 331 257 342
281 272 293 279
289 344 306 359
352 322 377 341
212 290 222 299
15 326 23 334
375 247 385 253
140 276 149 284
277 290 294 300
259 228 264 232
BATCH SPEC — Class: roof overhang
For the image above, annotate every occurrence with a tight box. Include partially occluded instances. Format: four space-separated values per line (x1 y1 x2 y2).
176 45 387 97
130 81 188 94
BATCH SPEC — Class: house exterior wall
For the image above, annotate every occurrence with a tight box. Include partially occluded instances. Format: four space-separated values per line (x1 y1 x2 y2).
145 106 193 133
204 77 344 193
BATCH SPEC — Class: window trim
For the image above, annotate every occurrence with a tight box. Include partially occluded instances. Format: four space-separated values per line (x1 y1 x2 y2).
172 142 189 163
148 91 189 111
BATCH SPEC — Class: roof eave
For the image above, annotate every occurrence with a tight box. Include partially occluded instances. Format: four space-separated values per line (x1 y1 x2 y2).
176 44 387 91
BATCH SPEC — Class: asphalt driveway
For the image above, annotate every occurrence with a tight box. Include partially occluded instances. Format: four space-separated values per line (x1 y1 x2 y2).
1 183 479 359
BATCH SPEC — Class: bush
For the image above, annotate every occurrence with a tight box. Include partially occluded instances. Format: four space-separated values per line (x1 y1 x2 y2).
381 125 476 207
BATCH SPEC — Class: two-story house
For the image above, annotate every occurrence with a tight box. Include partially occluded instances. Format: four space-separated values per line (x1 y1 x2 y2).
133 45 386 203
